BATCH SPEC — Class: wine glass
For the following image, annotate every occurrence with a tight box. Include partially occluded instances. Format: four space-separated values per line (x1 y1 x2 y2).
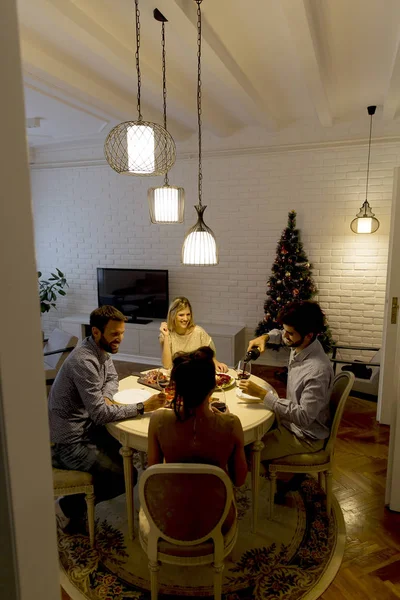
210 387 227 413
235 360 251 382
156 368 170 392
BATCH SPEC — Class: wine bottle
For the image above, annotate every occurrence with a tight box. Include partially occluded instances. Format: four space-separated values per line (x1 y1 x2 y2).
244 347 261 363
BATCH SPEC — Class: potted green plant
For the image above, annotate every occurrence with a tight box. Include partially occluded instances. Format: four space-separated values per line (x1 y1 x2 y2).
38 268 68 313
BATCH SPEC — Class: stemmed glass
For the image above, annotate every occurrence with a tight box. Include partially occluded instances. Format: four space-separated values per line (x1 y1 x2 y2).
210 386 227 413
156 368 170 392
235 360 251 382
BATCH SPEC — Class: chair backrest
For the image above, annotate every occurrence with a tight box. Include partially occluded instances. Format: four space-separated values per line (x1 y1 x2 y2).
43 328 78 370
324 371 355 455
139 464 234 558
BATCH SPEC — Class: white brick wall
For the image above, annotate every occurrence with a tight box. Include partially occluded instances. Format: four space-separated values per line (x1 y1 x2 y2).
31 142 400 362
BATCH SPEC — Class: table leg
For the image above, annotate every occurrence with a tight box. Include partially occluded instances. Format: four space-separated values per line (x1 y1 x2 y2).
120 446 134 540
250 439 264 534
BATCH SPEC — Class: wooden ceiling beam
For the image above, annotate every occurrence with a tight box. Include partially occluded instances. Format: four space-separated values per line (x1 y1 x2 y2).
19 32 192 140
383 39 400 120
281 0 333 127
42 0 237 137
154 0 279 131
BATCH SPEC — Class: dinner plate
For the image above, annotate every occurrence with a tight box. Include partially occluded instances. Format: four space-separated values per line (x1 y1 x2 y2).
235 381 271 402
215 373 235 390
113 388 154 406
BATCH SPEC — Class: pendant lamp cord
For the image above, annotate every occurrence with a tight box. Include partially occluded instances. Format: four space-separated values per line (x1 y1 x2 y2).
196 0 203 207
134 0 142 121
161 20 169 186
365 112 373 203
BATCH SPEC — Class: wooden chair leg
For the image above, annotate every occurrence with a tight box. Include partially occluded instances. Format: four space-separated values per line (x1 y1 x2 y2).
85 491 95 547
213 562 224 600
269 471 277 520
149 560 159 600
325 470 333 516
318 471 325 491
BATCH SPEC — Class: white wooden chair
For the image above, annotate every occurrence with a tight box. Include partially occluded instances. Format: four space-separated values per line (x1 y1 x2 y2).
268 371 355 518
52 468 95 547
44 328 78 384
138 464 238 600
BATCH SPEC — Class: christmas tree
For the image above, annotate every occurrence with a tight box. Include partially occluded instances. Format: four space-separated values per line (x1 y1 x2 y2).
255 210 334 353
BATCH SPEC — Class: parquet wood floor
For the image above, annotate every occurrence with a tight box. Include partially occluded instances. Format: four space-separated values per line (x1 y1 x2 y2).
61 363 400 599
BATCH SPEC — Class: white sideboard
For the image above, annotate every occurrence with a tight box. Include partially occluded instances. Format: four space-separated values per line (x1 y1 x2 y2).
59 314 246 367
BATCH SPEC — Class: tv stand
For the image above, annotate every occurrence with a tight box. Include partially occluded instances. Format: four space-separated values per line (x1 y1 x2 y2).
59 314 246 367
128 317 152 325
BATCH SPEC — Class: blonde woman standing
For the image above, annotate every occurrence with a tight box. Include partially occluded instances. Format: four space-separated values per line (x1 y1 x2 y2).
159 297 229 372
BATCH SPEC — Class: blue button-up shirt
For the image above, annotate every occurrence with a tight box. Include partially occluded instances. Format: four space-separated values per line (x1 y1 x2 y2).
263 330 333 440
48 336 138 445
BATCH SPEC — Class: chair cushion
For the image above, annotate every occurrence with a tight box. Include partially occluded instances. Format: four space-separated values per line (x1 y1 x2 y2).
269 450 330 467
139 506 237 558
53 468 93 489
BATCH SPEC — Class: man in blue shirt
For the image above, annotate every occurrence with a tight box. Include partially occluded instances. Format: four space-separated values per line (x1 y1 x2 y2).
49 305 165 530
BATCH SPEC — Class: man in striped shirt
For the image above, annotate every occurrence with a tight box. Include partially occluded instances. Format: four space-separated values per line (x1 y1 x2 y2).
49 305 165 530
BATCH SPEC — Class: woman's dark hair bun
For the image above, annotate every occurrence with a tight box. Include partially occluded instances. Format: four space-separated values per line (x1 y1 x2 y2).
171 346 216 421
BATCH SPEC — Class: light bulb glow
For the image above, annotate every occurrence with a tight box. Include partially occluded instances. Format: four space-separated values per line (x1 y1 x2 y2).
148 186 184 223
127 125 155 173
356 217 372 234
182 231 218 265
154 187 179 222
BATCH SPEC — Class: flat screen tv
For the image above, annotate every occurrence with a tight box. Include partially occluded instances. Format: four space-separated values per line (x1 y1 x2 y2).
97 268 169 323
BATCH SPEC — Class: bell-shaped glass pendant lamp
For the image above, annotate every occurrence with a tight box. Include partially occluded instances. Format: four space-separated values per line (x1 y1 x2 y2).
148 185 185 223
182 205 218 265
350 106 380 234
147 9 185 222
104 0 176 176
182 0 218 265
350 199 380 234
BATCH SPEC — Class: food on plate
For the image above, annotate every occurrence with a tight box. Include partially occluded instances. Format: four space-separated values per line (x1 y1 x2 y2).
215 373 234 389
140 370 161 386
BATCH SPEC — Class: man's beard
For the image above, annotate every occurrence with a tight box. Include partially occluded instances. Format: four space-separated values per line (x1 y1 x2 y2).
283 335 305 348
99 335 119 354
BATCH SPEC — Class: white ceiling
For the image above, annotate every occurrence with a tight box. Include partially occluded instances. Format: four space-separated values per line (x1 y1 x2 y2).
17 0 400 150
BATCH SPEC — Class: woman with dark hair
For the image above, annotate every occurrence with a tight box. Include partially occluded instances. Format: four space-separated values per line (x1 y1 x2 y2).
147 346 247 487
159 296 228 373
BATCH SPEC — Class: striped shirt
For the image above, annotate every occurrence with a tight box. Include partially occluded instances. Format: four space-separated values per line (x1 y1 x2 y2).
263 330 333 440
48 336 138 445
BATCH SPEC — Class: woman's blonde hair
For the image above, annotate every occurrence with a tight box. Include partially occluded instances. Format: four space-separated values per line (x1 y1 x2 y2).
167 297 195 332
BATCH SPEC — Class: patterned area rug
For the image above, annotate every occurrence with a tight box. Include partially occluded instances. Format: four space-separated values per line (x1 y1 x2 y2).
59 469 345 600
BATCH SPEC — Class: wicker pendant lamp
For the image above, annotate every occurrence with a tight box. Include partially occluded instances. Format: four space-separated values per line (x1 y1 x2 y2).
148 9 184 223
182 0 218 265
350 106 380 234
104 0 176 176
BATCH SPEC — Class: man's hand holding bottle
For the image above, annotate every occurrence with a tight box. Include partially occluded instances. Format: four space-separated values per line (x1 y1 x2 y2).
247 333 269 355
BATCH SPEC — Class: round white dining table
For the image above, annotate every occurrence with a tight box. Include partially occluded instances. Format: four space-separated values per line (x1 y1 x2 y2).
106 369 275 539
